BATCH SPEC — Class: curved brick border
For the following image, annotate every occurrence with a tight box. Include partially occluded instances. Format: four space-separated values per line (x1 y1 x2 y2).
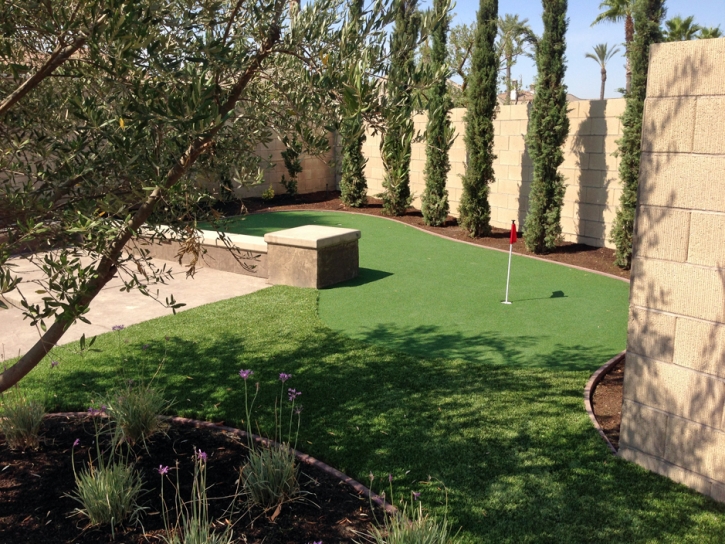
583 350 625 455
245 209 630 284
46 412 396 515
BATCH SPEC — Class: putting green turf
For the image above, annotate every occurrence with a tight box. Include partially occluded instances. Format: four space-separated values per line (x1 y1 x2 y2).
220 211 630 371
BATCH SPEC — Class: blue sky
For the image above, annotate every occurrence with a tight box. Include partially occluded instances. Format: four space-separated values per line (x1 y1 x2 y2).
445 0 725 99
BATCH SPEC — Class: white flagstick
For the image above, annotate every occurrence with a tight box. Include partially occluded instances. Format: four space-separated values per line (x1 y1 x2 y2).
502 220 516 305
502 243 513 305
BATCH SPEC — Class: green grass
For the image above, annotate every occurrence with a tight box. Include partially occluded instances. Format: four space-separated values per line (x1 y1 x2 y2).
15 212 725 542
219 211 629 369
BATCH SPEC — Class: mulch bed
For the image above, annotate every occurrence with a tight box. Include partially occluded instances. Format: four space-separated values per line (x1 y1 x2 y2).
591 357 625 451
235 191 631 281
0 416 378 543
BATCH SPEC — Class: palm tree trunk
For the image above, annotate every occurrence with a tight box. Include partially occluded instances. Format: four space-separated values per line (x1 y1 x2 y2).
505 55 512 104
600 67 607 100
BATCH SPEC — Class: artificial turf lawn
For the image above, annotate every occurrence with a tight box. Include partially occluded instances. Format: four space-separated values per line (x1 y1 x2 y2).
16 212 725 542
218 211 630 370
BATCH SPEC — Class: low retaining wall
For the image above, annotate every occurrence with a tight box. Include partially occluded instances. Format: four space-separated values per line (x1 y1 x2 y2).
133 224 361 289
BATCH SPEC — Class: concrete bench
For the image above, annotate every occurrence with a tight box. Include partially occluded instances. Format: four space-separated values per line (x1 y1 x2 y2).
134 224 360 288
264 225 361 288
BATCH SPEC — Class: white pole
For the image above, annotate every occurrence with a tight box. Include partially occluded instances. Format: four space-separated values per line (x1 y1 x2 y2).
503 243 513 305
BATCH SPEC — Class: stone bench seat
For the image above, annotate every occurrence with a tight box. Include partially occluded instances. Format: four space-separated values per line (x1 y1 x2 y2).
134 224 360 288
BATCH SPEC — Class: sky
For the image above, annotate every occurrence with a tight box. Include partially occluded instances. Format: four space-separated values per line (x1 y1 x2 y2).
443 0 725 99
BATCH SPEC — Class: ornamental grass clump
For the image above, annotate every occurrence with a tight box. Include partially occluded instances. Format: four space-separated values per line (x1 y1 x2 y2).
0 385 45 450
69 413 146 532
160 450 234 544
238 369 303 511
362 476 459 544
102 381 170 446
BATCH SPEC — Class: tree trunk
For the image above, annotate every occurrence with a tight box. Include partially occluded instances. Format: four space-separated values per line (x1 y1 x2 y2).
600 67 606 100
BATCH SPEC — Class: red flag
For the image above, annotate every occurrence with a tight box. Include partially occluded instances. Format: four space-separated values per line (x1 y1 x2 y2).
509 221 518 245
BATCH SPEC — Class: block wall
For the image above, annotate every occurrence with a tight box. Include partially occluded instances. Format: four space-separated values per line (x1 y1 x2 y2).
619 39 725 503
361 99 625 248
205 133 337 200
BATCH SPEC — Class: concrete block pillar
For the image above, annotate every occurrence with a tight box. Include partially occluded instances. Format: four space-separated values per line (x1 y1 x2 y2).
619 39 725 502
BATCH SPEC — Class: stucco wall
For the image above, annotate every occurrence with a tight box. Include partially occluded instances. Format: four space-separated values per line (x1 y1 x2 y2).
361 98 626 248
618 39 725 503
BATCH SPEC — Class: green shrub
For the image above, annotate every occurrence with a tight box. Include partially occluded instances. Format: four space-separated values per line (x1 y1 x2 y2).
0 387 45 450
161 451 234 544
69 430 145 530
366 501 458 544
102 382 169 446
241 444 299 510
261 184 275 201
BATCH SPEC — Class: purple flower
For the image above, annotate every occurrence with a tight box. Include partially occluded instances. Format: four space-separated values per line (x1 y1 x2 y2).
287 388 301 402
388 473 393 483
157 465 169 475
313 541 322 544
239 369 253 380
73 438 80 447
294 405 303 415
112 325 125 331
196 450 207 463
279 372 292 383
50 360 59 368
413 492 421 501
87 406 100 416
100 405 107 413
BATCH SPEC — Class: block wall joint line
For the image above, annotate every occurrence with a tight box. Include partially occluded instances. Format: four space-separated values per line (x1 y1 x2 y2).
629 304 725 326
624 352 725 387
619 444 721 486
638 205 725 218
631 255 725 273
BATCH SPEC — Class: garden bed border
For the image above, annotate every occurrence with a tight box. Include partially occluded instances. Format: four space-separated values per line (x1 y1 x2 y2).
583 350 625 455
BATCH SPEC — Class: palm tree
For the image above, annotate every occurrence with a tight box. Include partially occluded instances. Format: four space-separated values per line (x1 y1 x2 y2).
497 14 537 104
586 43 621 100
592 0 634 93
664 15 702 41
699 26 723 39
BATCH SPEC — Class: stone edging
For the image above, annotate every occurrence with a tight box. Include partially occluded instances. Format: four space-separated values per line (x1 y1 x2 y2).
583 351 625 455
45 412 396 516
245 209 630 284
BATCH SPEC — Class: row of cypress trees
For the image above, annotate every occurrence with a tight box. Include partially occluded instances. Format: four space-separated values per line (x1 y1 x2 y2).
340 0 658 265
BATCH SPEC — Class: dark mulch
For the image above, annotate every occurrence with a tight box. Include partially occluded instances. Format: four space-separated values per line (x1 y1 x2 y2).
238 191 630 281
0 416 378 543
591 358 625 450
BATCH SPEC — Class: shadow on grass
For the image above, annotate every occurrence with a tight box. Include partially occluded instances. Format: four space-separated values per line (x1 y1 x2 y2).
323 268 393 289
34 289 724 543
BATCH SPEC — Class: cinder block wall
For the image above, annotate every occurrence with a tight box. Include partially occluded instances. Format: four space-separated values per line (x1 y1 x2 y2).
361 99 625 248
618 39 725 503
224 133 336 200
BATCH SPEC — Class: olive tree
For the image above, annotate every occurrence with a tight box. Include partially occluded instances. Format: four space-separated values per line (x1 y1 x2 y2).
0 0 393 391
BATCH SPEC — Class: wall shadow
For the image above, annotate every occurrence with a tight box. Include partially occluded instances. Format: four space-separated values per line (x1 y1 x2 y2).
517 103 533 230
573 100 610 246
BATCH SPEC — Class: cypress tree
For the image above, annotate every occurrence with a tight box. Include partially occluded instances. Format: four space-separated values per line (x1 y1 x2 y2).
458 0 499 237
421 0 453 226
610 0 664 269
339 0 368 208
381 0 420 216
524 0 569 254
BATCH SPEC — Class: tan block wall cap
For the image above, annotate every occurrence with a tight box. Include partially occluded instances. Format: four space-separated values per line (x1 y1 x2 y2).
264 225 361 249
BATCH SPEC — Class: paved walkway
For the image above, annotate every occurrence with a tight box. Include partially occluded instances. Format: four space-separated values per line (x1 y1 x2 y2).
0 254 270 361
